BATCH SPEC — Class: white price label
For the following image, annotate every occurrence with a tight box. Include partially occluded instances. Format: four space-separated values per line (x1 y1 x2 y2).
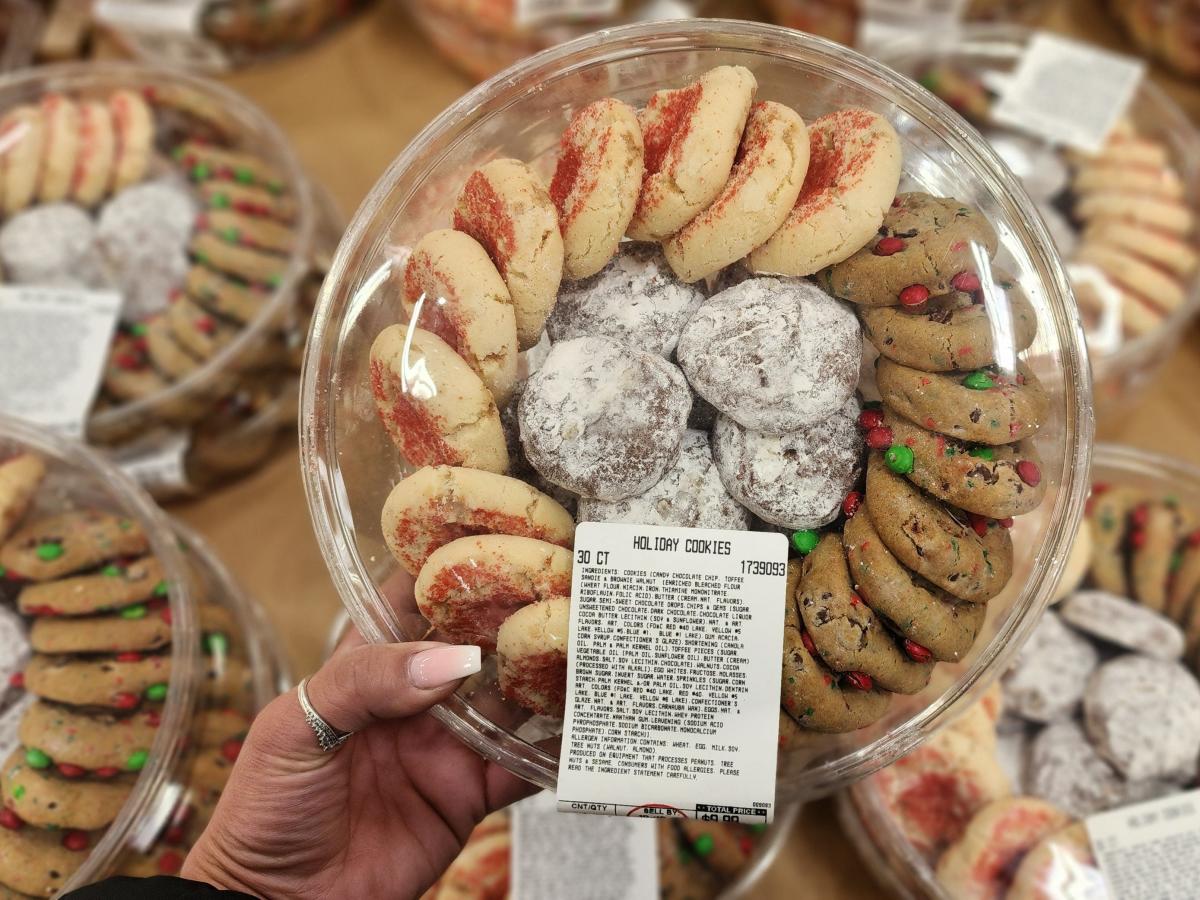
856 0 968 50
557 523 787 825
512 791 657 900
991 32 1144 154
0 285 121 437
94 0 204 35
1086 789 1200 900
514 0 618 28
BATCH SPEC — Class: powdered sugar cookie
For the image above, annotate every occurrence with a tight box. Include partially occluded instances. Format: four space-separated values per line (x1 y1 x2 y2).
401 229 519 406
1061 589 1184 660
749 108 901 277
1003 611 1098 723
0 510 148 582
545 243 705 358
109 89 153 192
0 453 44 542
626 65 757 242
496 595 569 717
676 277 860 433
381 465 574 576
578 429 751 531
0 105 44 215
549 98 644 280
0 605 27 691
663 101 808 283
1026 720 1127 819
518 336 690 501
453 158 564 349
369 324 507 474
414 534 571 651
37 94 80 203
17 556 164 617
0 203 105 289
71 101 116 208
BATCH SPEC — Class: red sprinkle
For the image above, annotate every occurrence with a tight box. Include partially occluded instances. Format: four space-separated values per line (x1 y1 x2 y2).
115 652 143 663
968 513 990 538
0 809 23 830
849 592 862 607
998 517 1014 529
220 738 243 763
161 608 172 625
157 851 184 875
899 284 930 307
865 426 894 451
62 830 89 851
844 671 874 691
1092 483 1111 496
1130 529 1147 550
113 692 139 710
94 767 121 779
858 409 884 431
1016 460 1041 487
1130 505 1150 528
903 639 933 663
873 236 906 256
1188 530 1200 548
800 631 818 656
951 271 981 293
842 491 862 519
56 763 86 779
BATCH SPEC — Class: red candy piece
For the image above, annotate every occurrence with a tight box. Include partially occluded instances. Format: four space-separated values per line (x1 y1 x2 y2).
1188 530 1200 548
858 409 884 431
738 835 755 856
146 710 162 727
873 236 906 256
800 631 818 657
115 652 143 663
56 763 86 779
842 491 862 519
1092 482 1110 496
0 808 23 831
1016 460 1041 487
8 672 23 689
950 271 981 293
903 639 933 663
899 284 930 307
844 671 873 691
1130 529 1147 550
62 830 89 851
865 426 894 451
164 825 186 846
195 316 216 335
968 513 990 538
161 608 172 625
113 692 139 710
158 851 184 875
1130 504 1150 528
998 517 1014 529
94 767 120 778
221 738 243 763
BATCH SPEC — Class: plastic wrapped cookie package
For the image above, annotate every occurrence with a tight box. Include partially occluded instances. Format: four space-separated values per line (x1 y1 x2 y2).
838 442 1200 900
877 24 1200 422
301 20 1092 799
0 62 322 498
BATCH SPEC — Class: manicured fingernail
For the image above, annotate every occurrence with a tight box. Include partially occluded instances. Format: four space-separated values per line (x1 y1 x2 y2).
410 646 481 689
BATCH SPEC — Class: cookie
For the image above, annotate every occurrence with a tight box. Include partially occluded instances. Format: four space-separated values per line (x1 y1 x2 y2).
174 141 284 192
0 822 91 897
433 829 511 900
1086 485 1144 597
673 820 753 880
185 264 268 324
1130 500 1192 615
17 556 164 617
199 209 294 255
414 535 571 651
1083 219 1197 278
19 701 157 773
453 158 564 349
196 709 251 749
0 106 44 216
711 403 861 530
878 411 1047 520
0 203 104 289
165 294 237 361
1052 521 1092 604
676 277 860 433
109 89 153 193
1083 655 1200 781
144 314 204 381
549 98 644 280
29 609 171 655
100 331 170 404
859 278 1038 373
797 534 933 694
544 243 705 359
1003 611 1098 723
876 358 1048 445
381 465 575 577
496 595 569 717
71 101 117 209
1075 192 1193 237
662 101 808 283
369 324 508 474
864 454 1013 603
844 510 985 663
1076 243 1187 318
1060 589 1184 660
37 94 80 204
518 336 690 501
23 653 170 709
1025 720 1126 819
401 229 519 406
0 511 148 582
935 798 1071 900
578 429 751 531
2 749 131 830
202 655 250 706
199 180 296 221
749 108 902 277
1173 533 1200 646
1007 822 1102 900
190 230 287 286
626 65 757 242
1072 160 1182 199
0 455 45 543
823 193 999 307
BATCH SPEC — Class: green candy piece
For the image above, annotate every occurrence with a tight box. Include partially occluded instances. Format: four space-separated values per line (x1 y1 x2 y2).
234 167 254 184
963 371 996 391
918 72 940 91
693 834 714 857
266 180 284 195
25 748 50 769
191 162 211 180
210 193 230 209
885 445 915 475
194 250 210 265
144 683 168 702
12 785 24 799
129 323 148 338
35 542 64 561
791 530 819 555
1171 551 1184 573
153 580 168 598
101 564 122 577
204 632 229 656
171 145 186 161
751 822 768 834
220 227 240 243
118 519 134 531
0 565 7 578
267 273 283 289
121 604 147 620
968 447 995 460
126 750 149 772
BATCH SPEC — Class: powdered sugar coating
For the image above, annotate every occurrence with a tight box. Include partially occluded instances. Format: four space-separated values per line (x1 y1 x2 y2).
0 604 28 691
1026 719 1127 818
0 203 105 288
546 243 705 357
0 693 34 761
1004 611 1099 723
579 429 751 530
711 399 861 529
677 277 860 433
518 336 690 501
1060 589 1185 660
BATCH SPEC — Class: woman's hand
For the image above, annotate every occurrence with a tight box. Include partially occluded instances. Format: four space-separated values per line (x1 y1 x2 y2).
182 628 534 899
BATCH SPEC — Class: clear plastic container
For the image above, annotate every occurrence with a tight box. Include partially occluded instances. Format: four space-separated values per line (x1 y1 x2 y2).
0 62 316 496
1109 0 1200 79
840 441 1200 899
301 19 1093 799
0 0 42 71
876 24 1200 422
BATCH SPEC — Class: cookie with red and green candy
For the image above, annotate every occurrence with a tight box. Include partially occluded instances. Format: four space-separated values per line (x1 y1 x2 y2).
0 511 148 585
17 701 158 779
21 653 171 711
0 818 98 897
1 749 131 831
673 818 765 883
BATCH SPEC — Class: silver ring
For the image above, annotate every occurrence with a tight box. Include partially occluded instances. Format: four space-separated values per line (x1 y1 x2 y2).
297 676 353 753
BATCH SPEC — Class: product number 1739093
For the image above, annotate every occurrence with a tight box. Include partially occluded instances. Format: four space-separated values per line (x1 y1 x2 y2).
741 560 786 577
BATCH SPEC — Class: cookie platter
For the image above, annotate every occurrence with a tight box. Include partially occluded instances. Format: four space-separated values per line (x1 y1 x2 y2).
0 62 319 497
877 24 1200 421
0 416 289 896
301 20 1092 798
839 443 1200 899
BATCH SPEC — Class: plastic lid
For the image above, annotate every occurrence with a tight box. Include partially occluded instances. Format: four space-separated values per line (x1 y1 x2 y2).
301 19 1092 798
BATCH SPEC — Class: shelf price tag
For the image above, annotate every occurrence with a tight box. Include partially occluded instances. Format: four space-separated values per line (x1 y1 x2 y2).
1086 788 1200 900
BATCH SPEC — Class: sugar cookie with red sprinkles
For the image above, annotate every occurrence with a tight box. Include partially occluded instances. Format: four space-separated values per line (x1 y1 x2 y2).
625 65 757 242
0 105 45 215
70 100 116 208
496 594 569 717
663 100 808 283
453 158 564 350
415 534 571 651
381 465 574 577
1075 191 1194 236
37 94 80 204
749 108 900 277
401 228 519 407
550 98 644 280
109 89 153 192
0 454 44 544
369 324 508 475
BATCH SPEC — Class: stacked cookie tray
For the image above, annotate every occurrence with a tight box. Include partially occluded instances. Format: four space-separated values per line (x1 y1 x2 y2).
837 442 1200 899
1109 0 1200 78
877 24 1200 421
0 416 290 896
0 62 320 497
301 20 1092 797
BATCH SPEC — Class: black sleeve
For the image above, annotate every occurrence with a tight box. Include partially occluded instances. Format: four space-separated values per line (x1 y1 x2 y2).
63 876 260 899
